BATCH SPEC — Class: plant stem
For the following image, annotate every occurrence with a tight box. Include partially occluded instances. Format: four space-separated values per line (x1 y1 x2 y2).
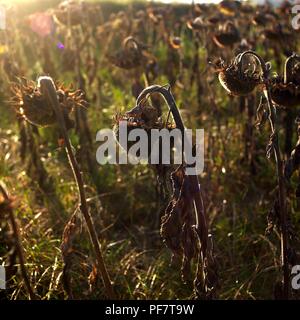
133 85 208 256
38 77 115 299
264 85 289 300
0 182 36 300
239 51 289 299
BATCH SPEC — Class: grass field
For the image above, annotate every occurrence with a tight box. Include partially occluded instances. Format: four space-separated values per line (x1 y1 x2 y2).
0 0 300 300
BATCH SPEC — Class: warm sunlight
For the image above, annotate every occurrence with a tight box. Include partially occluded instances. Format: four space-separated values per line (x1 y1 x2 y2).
0 0 299 306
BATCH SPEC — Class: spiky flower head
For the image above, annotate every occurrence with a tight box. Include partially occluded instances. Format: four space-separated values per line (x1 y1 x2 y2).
11 77 86 127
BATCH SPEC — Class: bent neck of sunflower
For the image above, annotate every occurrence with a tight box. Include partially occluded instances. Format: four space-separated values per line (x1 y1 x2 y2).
135 84 208 257
135 85 185 132
123 36 140 52
284 54 300 84
236 50 267 81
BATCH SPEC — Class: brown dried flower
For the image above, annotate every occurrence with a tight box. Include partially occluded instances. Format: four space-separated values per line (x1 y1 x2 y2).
270 54 300 108
212 21 240 48
11 78 86 127
107 36 149 70
217 57 261 96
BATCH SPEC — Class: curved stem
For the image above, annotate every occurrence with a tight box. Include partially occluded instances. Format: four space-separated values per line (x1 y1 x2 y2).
284 54 300 84
237 50 269 79
238 51 289 299
38 77 115 299
133 85 208 256
123 36 140 52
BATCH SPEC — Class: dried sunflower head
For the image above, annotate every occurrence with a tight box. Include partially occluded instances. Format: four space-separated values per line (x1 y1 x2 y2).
186 17 206 31
213 21 240 48
262 28 282 42
218 0 240 16
54 0 83 26
240 3 254 14
11 78 86 127
252 12 275 27
270 55 300 108
270 78 300 108
262 24 294 44
107 36 148 70
114 103 175 161
207 15 223 26
217 57 261 96
169 36 181 50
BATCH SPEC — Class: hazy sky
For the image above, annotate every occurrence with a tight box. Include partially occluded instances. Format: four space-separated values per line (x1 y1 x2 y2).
148 0 285 3
149 0 224 3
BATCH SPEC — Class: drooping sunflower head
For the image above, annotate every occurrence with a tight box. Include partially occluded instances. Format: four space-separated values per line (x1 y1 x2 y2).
107 36 148 70
212 21 240 48
270 77 300 108
218 0 240 17
11 78 86 127
217 57 261 96
54 0 83 26
113 102 175 161
270 54 300 108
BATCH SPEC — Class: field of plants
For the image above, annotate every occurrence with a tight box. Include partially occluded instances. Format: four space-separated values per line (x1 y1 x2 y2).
1 0 300 300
